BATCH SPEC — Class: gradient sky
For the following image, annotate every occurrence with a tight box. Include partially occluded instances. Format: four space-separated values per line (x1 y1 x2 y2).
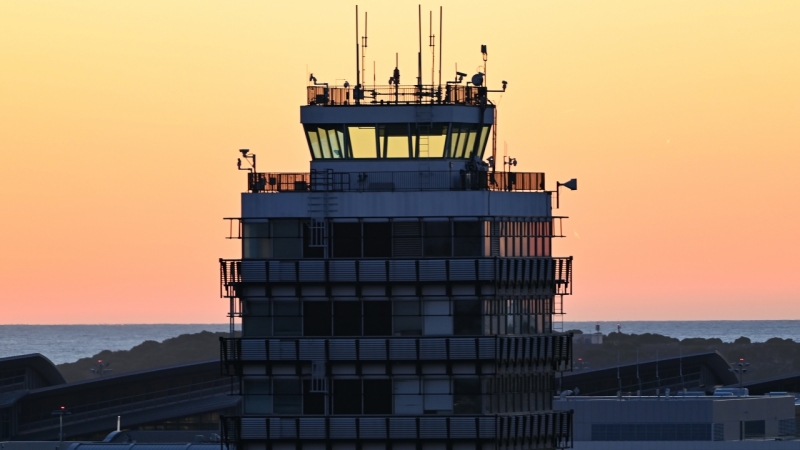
1 1 798 324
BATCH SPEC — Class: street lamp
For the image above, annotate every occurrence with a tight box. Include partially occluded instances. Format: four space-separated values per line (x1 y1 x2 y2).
728 358 750 396
51 406 72 442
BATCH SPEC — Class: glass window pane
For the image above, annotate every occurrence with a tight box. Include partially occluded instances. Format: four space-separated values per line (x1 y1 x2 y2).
423 221 451 257
364 301 392 336
273 379 302 414
424 379 452 412
364 379 392 414
274 301 301 336
454 378 481 414
243 222 271 259
476 125 491 159
244 379 272 414
454 300 481 335
272 220 302 258
334 301 362 336
454 221 482 256
463 126 478 158
348 126 377 158
305 126 322 159
393 300 421 336
364 222 391 257
379 124 410 158
449 124 463 158
332 222 361 258
327 128 344 158
333 379 362 414
244 300 272 337
394 379 422 414
317 127 332 158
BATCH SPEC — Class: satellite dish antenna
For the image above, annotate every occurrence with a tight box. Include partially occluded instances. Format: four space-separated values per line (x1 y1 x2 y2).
471 73 484 86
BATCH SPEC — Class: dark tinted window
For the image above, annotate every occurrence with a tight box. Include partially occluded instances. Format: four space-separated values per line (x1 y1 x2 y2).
303 380 325 414
364 222 392 257
454 300 482 335
363 379 392 414
333 379 362 414
423 221 451 257
334 301 362 336
364 301 392 336
454 221 482 256
332 222 361 257
303 301 331 336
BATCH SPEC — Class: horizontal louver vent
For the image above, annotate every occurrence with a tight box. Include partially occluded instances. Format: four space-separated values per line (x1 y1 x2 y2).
359 339 387 359
419 339 447 360
389 340 417 359
329 339 356 360
389 260 416 281
419 260 446 281
298 261 325 282
328 260 356 281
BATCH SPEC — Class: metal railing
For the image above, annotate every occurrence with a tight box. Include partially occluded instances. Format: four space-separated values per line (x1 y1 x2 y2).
247 170 545 193
220 335 572 374
221 411 572 447
219 257 573 297
307 84 488 106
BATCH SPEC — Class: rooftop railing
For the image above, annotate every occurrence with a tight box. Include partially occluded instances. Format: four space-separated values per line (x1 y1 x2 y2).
220 335 572 373
221 412 572 447
247 170 545 193
220 257 573 297
307 84 488 106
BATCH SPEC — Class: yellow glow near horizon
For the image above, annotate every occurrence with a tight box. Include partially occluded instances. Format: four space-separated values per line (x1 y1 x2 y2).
1 1 799 323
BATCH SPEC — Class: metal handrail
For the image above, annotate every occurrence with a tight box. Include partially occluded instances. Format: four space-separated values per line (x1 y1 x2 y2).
219 257 573 298
247 171 545 193
307 84 488 106
219 335 572 372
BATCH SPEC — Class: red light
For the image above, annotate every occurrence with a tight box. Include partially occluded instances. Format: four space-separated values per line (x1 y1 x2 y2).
60 406 65 410
98 360 103 363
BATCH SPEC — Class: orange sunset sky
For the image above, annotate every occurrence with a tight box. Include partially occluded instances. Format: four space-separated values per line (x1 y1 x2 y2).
1 1 798 324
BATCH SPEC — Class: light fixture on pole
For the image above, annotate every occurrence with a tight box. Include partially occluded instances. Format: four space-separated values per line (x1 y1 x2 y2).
556 178 577 208
728 358 750 396
52 406 71 442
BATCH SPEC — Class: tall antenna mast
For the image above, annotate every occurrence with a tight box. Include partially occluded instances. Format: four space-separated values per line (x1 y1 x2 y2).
355 6 360 89
438 7 443 90
417 4 422 90
361 12 368 86
429 10 435 88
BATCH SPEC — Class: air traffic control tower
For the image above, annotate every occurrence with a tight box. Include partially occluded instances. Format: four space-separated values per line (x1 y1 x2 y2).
219 14 576 450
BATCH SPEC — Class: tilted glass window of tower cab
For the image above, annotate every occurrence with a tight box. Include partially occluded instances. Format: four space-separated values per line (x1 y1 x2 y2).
220 7 577 450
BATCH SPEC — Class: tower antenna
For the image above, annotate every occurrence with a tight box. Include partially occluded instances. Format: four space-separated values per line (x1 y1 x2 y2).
355 6 360 90
418 4 422 92
361 11 368 86
429 10 435 89
438 7 443 91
